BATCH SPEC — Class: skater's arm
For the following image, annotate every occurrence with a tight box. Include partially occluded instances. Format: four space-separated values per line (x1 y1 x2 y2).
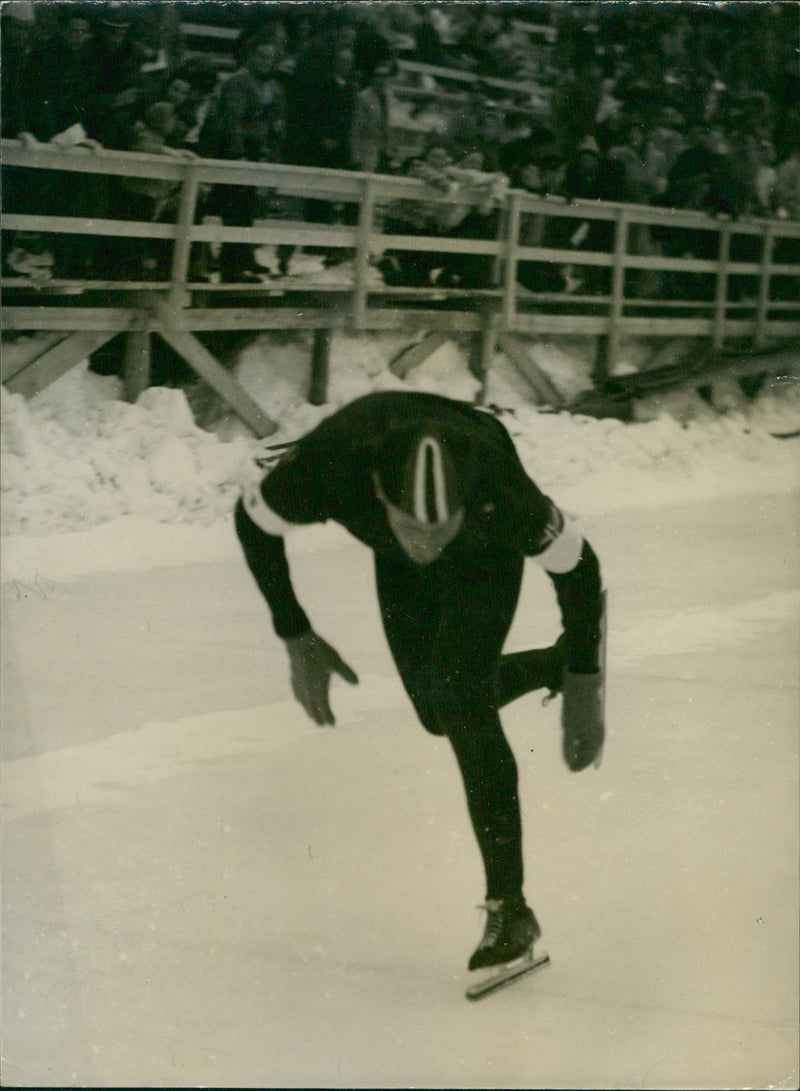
509 469 603 672
540 531 606 772
234 498 311 638
542 536 604 674
234 497 358 725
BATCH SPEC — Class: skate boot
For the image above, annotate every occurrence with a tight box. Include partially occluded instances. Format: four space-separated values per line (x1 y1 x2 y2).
468 896 541 971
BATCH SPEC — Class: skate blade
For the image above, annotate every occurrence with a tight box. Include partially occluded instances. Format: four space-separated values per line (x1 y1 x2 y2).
465 948 550 1001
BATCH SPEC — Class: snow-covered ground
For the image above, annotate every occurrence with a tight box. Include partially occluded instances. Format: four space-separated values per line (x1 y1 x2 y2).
2 334 799 1088
2 331 798 575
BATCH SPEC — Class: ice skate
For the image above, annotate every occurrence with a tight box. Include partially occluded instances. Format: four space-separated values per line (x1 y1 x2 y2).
466 898 549 1000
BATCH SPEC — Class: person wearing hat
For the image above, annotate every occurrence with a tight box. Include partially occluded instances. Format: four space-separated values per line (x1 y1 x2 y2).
197 21 288 282
84 2 148 148
235 390 605 977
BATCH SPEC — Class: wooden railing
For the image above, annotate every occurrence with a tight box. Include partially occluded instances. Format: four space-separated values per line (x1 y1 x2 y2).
3 140 799 433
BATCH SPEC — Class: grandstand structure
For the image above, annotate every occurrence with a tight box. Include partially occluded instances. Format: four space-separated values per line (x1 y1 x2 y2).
3 137 798 437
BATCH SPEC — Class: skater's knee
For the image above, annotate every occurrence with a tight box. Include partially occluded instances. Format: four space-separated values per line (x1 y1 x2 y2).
424 677 495 738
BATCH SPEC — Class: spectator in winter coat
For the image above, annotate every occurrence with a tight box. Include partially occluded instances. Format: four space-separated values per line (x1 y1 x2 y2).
116 102 197 279
774 149 800 221
21 7 94 143
198 23 287 282
657 125 747 299
11 7 107 278
1 7 34 141
284 27 359 265
607 121 661 205
350 41 397 175
285 29 358 174
557 136 629 294
772 146 800 303
83 4 148 149
661 124 744 217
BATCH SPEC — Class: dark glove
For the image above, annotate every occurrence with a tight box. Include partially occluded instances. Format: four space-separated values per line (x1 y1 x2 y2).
561 670 604 771
285 630 358 726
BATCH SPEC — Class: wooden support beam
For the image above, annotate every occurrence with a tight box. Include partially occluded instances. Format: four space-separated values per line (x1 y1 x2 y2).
308 329 331 405
599 208 629 383
169 165 200 310
502 191 522 328
712 224 731 349
469 308 498 404
353 177 376 330
157 329 277 437
754 223 775 349
389 332 451 378
123 331 152 403
4 330 118 399
498 333 565 408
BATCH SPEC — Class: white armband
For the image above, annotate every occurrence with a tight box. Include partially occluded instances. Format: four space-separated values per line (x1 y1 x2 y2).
242 483 300 537
535 523 584 574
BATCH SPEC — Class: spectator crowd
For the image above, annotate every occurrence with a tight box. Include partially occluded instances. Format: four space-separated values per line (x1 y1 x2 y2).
2 1 798 292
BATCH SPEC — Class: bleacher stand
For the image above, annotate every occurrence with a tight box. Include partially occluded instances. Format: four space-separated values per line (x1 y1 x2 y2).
3 1 799 301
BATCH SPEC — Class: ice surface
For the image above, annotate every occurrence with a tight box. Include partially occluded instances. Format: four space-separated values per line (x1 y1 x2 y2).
2 333 798 1088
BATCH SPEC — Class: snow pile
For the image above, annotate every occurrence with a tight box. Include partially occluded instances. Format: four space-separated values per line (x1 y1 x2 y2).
1 331 798 578
1 369 251 536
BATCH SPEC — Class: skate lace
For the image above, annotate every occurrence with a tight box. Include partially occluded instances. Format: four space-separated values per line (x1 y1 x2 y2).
477 899 505 949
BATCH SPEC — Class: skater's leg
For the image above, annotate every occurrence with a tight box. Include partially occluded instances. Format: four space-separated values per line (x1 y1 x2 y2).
495 639 565 708
377 549 529 899
431 551 525 900
374 554 445 734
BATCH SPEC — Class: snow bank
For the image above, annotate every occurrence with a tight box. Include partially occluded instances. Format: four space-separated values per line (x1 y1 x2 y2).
2 333 798 582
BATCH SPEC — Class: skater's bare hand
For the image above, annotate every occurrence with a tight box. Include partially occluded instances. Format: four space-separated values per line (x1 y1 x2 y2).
285 630 358 726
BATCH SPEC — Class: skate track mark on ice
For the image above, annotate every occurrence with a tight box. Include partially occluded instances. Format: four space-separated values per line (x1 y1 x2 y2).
2 673 406 822
612 590 799 668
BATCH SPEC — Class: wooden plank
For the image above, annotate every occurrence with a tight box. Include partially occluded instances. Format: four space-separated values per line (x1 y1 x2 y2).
712 224 732 349
308 329 331 405
502 191 522 328
390 332 452 378
498 333 565 408
625 253 759 275
0 142 186 180
4 140 798 240
464 312 495 405
192 221 359 248
4 330 118 398
514 244 615 268
604 209 629 378
169 165 200 308
353 177 376 330
157 329 277 438
755 224 775 348
179 21 238 40
123 331 151 403
377 234 499 256
2 213 177 239
2 307 146 330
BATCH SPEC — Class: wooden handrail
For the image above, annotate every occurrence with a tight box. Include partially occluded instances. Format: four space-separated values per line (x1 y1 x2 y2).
3 141 799 237
3 139 798 358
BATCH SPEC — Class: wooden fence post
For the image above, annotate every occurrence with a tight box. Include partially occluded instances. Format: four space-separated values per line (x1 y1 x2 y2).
502 190 522 329
123 330 151 403
309 328 331 405
712 223 732 350
353 176 376 330
596 208 629 384
469 307 496 404
169 163 200 310
755 222 775 348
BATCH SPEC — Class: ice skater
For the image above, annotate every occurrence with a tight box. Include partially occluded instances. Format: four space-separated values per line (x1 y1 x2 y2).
235 390 605 986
